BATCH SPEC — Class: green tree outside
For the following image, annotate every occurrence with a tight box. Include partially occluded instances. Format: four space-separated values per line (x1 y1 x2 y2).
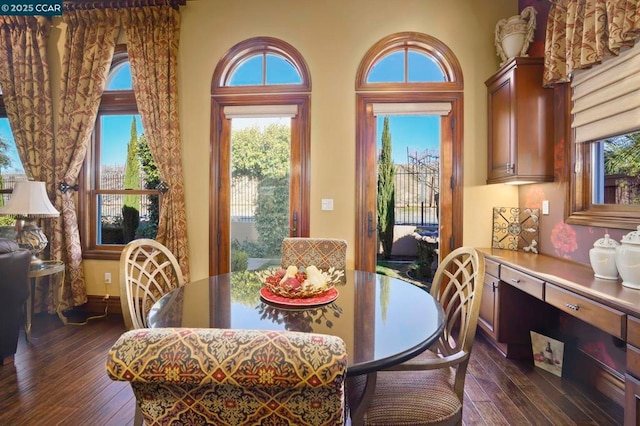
377 116 395 260
231 123 290 257
604 131 640 204
137 134 160 239
122 117 141 242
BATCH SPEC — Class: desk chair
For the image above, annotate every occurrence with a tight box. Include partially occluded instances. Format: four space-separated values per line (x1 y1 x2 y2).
107 328 348 425
350 246 485 425
119 239 185 330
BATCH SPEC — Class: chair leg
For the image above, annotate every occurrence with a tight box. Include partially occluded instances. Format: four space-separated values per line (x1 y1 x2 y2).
134 404 143 426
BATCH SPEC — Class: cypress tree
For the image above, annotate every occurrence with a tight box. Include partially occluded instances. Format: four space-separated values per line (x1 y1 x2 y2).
377 116 395 259
122 117 140 242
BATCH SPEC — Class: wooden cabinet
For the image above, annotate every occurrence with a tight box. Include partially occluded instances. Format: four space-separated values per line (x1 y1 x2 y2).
478 259 500 339
485 57 554 184
626 317 640 425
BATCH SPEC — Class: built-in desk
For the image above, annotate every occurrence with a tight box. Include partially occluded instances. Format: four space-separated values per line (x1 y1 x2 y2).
477 248 640 425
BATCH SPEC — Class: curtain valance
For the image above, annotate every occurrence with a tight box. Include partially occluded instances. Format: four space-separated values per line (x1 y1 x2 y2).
543 0 640 87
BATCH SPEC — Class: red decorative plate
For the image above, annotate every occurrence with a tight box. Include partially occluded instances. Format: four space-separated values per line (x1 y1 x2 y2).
259 287 339 307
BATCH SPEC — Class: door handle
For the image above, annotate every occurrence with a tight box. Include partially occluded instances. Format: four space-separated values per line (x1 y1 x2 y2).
367 211 375 237
291 211 298 237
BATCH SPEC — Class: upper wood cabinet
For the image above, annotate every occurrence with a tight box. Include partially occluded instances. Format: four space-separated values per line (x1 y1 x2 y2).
485 57 554 184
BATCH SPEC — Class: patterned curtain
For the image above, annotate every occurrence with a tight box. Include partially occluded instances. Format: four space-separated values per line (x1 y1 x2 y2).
544 0 640 86
122 6 190 281
53 9 120 311
0 16 57 311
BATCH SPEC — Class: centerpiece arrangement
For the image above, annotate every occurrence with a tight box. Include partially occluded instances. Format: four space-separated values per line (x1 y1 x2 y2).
257 265 344 303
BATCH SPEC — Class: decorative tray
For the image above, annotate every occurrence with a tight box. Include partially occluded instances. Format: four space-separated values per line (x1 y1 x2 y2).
259 287 339 307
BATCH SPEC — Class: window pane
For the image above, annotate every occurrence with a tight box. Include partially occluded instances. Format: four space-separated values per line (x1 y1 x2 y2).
99 115 143 172
368 51 405 83
97 114 158 245
594 131 640 205
0 117 27 206
408 50 446 82
230 118 291 271
229 55 263 86
97 193 158 244
106 62 133 90
266 54 301 84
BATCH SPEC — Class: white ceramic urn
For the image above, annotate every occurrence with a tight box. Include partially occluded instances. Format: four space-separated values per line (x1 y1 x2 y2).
494 6 537 66
615 226 640 289
589 234 619 280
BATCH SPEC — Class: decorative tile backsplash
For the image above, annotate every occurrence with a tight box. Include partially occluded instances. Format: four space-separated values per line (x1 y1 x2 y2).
492 207 540 253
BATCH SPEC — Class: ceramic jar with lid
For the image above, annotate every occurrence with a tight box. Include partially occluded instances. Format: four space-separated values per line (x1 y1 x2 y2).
589 234 619 280
615 225 640 289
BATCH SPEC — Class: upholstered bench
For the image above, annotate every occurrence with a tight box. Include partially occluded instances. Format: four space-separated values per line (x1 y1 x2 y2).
106 327 348 425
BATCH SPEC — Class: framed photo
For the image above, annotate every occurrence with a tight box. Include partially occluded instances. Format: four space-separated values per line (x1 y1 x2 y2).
530 331 564 377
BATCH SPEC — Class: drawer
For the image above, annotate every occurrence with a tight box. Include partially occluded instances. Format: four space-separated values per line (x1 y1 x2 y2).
629 316 640 348
500 265 544 300
628 344 640 378
485 258 499 278
546 283 626 339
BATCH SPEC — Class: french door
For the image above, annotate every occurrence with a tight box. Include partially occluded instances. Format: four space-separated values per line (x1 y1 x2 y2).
210 98 310 275
355 94 464 271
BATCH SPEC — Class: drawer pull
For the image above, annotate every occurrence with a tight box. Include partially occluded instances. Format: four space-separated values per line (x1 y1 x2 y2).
510 278 521 284
565 303 580 311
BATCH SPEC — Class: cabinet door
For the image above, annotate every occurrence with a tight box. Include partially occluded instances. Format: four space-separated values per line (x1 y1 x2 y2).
487 71 514 182
625 373 640 426
479 272 499 338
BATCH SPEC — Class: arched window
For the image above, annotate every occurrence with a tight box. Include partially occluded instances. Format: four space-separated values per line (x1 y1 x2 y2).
210 37 311 275
81 46 160 258
367 49 446 83
355 32 463 271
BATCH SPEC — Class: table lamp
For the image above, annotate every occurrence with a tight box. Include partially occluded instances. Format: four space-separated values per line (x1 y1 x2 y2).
0 181 60 264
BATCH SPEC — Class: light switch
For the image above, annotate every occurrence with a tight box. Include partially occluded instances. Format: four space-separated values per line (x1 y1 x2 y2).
321 199 334 211
542 200 549 215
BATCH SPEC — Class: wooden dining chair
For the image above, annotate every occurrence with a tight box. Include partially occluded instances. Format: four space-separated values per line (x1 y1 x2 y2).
107 328 348 426
349 246 485 425
119 238 185 330
281 237 347 271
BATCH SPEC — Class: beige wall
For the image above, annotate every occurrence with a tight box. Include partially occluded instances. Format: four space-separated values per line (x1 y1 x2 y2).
52 0 520 296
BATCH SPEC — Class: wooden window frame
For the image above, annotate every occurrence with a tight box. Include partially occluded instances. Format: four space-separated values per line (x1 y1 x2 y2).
80 46 160 260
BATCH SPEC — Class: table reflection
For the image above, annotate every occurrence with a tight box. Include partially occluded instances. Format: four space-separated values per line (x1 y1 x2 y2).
148 270 444 376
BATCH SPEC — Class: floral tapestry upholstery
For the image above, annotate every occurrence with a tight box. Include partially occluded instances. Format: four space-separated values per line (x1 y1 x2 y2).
106 328 348 426
281 238 347 272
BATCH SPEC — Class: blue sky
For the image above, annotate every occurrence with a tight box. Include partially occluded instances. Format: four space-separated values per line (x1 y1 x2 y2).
377 115 440 164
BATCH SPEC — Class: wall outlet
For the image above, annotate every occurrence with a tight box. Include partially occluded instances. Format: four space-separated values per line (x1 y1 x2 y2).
104 272 112 285
542 200 550 215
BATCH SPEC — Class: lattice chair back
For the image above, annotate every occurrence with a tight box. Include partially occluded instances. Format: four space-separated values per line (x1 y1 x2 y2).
281 237 347 272
106 328 348 426
119 239 185 330
351 247 484 426
429 246 485 399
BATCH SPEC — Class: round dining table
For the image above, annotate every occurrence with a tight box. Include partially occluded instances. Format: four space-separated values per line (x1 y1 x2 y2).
147 269 445 377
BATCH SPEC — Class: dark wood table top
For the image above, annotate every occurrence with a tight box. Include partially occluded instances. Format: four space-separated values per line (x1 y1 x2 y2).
147 269 444 376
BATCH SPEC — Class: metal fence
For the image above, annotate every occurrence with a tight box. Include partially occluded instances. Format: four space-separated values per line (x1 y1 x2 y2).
0 170 153 219
394 161 439 226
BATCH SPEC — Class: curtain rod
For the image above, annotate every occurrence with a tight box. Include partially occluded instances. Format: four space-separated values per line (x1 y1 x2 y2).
63 0 186 11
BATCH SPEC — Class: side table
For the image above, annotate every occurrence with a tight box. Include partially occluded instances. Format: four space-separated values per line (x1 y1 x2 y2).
26 260 66 340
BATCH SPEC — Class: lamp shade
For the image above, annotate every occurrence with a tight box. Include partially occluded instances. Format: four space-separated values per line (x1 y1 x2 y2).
0 181 59 218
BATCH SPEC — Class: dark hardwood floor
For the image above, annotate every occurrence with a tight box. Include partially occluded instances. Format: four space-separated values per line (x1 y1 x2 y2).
0 312 624 425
